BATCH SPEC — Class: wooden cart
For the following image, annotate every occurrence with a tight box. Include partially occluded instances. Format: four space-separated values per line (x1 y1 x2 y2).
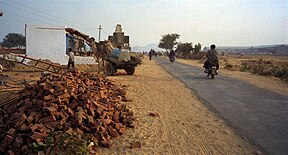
104 56 140 76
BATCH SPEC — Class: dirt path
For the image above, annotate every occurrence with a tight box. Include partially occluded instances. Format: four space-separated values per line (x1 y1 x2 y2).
99 57 260 155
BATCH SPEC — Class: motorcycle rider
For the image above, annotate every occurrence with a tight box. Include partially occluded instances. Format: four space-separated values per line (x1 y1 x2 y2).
169 49 175 60
203 44 219 73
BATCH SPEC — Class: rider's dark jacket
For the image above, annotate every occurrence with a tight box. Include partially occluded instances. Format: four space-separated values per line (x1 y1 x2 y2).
206 49 219 65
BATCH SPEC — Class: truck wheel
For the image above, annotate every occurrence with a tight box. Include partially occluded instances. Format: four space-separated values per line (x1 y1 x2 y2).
125 67 135 75
106 62 116 76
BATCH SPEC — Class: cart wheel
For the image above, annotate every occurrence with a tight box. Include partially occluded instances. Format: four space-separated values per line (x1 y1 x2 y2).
125 67 135 75
106 62 116 76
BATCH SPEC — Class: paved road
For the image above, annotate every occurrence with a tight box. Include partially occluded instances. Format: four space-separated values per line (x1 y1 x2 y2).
156 57 288 155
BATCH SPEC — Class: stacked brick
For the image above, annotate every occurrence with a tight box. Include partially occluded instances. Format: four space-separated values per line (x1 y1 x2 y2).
0 70 134 154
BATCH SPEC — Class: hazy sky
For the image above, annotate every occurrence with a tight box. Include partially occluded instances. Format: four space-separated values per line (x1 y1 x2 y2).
0 0 287 47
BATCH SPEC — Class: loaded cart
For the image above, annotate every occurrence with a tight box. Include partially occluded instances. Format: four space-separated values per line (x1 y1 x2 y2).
104 55 141 76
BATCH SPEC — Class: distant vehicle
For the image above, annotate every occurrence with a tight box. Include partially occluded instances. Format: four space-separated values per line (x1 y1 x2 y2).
169 56 175 63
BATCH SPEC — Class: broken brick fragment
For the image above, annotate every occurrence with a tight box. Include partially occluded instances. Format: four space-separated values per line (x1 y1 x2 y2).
130 141 142 149
149 112 159 117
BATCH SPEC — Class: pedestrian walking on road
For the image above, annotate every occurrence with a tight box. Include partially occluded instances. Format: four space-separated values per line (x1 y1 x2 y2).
68 48 75 69
149 49 153 60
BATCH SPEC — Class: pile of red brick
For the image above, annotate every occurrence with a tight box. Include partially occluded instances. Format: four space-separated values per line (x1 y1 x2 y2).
0 70 134 154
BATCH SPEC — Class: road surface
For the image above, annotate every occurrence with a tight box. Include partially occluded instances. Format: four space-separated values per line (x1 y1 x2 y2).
156 57 288 155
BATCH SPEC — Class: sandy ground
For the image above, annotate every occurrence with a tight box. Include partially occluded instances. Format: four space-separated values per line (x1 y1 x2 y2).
98 57 260 155
0 57 265 154
177 58 288 96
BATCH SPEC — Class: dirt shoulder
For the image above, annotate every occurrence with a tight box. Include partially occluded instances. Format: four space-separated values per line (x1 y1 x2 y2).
177 58 288 96
99 57 260 154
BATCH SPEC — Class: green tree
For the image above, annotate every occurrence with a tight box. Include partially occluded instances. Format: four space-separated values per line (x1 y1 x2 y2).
175 42 193 58
194 43 202 55
1 33 25 48
158 33 180 52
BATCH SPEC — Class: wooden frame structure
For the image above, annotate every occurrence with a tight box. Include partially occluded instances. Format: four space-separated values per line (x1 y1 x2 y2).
4 54 64 73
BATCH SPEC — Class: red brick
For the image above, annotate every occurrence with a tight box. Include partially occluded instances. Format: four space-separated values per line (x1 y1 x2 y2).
115 123 124 130
44 121 62 129
65 127 73 134
59 109 69 119
47 98 60 104
30 124 39 131
107 126 119 137
96 106 104 115
74 112 82 125
65 108 74 115
43 95 54 101
15 114 27 127
13 136 23 149
88 107 95 116
1 134 14 148
75 128 83 135
130 141 141 149
38 115 56 124
43 106 58 114
29 111 37 118
58 93 70 99
80 125 92 133
113 112 120 123
37 124 51 133
68 102 78 109
118 128 126 135
27 116 34 124
31 131 48 140
6 128 17 137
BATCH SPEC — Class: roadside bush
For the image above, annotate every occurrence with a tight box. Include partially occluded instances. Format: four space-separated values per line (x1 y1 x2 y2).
239 62 252 72
239 58 288 81
224 63 234 70
44 131 97 155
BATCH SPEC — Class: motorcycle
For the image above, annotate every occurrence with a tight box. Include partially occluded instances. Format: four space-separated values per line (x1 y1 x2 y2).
206 65 217 79
169 56 175 63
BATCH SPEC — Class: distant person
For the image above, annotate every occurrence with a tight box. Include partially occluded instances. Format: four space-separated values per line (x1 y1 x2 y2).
169 49 175 58
149 49 153 60
68 48 75 69
203 44 219 72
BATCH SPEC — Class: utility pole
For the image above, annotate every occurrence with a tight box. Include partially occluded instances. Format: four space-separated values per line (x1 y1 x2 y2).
98 25 102 42
97 25 102 74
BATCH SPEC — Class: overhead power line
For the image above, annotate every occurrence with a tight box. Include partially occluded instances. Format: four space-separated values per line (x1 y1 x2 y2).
1 1 111 38
1 9 53 25
0 1 68 25
8 0 98 29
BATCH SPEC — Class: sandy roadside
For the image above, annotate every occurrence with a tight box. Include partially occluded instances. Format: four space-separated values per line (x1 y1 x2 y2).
98 57 260 155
